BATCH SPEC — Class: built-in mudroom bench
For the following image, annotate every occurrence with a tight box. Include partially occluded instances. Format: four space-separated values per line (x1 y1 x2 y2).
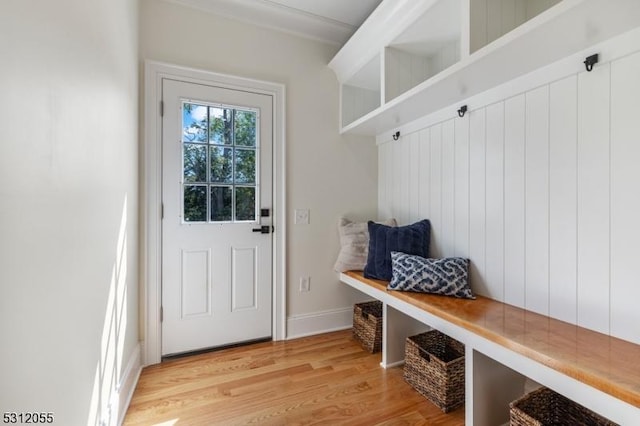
331 0 640 423
341 271 640 425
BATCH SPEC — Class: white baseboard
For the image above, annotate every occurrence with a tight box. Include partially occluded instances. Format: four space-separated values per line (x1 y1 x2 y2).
382 360 405 369
286 307 353 339
116 343 142 426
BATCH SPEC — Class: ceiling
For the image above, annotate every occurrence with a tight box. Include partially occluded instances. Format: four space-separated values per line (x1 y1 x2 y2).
164 0 383 45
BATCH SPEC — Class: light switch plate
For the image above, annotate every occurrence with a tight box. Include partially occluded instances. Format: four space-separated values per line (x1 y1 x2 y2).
299 276 310 292
294 209 310 225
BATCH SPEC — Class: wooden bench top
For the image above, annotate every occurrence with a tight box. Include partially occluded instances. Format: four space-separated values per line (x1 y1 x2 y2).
343 270 640 409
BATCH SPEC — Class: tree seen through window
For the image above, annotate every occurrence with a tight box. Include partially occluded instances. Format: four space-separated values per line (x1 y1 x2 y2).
182 102 257 222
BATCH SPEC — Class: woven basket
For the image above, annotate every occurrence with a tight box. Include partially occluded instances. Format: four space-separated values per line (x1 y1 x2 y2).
352 301 383 353
403 330 465 413
510 387 618 426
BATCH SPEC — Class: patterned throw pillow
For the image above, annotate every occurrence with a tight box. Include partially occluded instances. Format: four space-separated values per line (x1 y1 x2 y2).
363 219 430 281
333 217 397 272
388 252 475 299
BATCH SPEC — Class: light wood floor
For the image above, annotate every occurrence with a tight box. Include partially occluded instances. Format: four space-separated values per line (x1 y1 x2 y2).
124 330 465 425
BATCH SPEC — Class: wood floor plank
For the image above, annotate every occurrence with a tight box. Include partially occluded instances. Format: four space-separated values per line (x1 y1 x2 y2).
124 330 465 425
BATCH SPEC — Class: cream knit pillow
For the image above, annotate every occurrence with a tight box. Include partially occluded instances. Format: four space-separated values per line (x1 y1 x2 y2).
334 217 397 272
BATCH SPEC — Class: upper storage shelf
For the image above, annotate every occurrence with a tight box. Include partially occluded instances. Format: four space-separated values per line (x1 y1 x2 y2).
384 0 462 103
341 54 381 128
329 0 640 135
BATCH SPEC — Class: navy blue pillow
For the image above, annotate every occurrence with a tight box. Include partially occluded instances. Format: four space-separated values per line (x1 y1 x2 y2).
363 219 431 281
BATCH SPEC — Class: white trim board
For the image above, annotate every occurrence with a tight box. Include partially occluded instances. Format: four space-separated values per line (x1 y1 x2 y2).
116 344 142 426
142 61 287 366
286 307 353 340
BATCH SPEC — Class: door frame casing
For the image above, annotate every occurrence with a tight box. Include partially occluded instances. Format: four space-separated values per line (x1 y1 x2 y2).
142 61 286 365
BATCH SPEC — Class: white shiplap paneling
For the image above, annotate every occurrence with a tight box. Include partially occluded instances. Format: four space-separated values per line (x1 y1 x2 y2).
469 108 487 295
418 128 431 223
454 115 470 259
379 140 392 220
610 52 640 344
398 134 411 225
576 64 610 335
549 75 578 324
408 132 422 223
524 86 550 316
441 119 456 258
430 124 443 257
503 94 527 308
391 136 403 222
485 102 505 302
377 39 640 344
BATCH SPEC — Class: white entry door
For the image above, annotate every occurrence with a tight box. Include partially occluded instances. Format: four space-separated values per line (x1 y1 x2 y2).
161 78 273 356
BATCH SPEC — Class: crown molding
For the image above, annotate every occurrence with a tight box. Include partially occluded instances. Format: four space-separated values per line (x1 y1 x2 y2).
162 0 358 45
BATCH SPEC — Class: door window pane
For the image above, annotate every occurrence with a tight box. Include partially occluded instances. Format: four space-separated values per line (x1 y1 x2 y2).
210 186 232 222
182 101 259 223
210 146 233 183
184 185 207 222
209 107 233 145
235 187 256 221
182 104 208 143
234 148 256 184
234 110 256 147
183 144 207 183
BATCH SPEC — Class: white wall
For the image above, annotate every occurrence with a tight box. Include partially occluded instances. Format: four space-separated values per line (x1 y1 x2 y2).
139 0 378 336
378 31 640 345
0 0 139 424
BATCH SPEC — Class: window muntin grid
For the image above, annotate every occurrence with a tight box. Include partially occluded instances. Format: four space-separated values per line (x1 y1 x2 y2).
182 102 258 223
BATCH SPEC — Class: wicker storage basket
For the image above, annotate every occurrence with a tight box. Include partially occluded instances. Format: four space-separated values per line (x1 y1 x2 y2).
352 301 383 353
510 387 618 426
404 330 465 413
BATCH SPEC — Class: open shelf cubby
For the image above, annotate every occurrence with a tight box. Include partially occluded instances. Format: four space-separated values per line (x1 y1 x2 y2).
341 54 381 128
330 0 640 135
384 0 463 103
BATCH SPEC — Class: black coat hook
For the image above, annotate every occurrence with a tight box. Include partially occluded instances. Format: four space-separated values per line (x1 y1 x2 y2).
457 105 467 118
392 131 400 141
584 54 599 72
